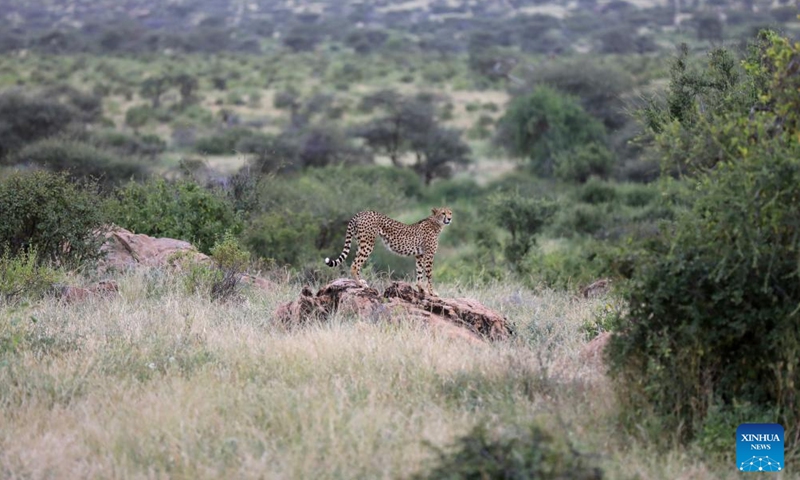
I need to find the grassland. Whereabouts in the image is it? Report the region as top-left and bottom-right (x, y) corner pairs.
(0, 271), (735, 479)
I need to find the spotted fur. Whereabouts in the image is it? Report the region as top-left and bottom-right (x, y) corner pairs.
(324, 207), (453, 296)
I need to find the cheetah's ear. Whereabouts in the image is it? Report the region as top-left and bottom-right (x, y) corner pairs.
(431, 207), (439, 215)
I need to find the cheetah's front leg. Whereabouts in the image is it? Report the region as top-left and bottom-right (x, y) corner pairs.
(415, 253), (439, 297)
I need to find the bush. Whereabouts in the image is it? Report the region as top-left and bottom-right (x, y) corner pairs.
(550, 204), (610, 237)
(9, 138), (149, 185)
(245, 166), (409, 268)
(107, 179), (243, 254)
(0, 90), (76, 159)
(0, 248), (64, 303)
(496, 86), (606, 176)
(423, 177), (480, 204)
(209, 232), (251, 301)
(0, 171), (106, 267)
(610, 32), (800, 455)
(92, 131), (166, 157)
(608, 145), (800, 450)
(243, 212), (319, 266)
(347, 165), (423, 199)
(577, 178), (618, 204)
(44, 84), (103, 123)
(413, 423), (603, 480)
(619, 183), (658, 207)
(124, 104), (157, 129)
(237, 132), (298, 173)
(194, 127), (255, 155)
(523, 240), (612, 289)
(487, 191), (558, 267)
(554, 143), (616, 183)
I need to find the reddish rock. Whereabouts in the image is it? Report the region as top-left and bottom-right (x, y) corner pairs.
(98, 226), (209, 272)
(96, 226), (276, 293)
(579, 331), (612, 370)
(239, 274), (278, 292)
(58, 280), (119, 303)
(275, 279), (512, 342)
(580, 278), (612, 298)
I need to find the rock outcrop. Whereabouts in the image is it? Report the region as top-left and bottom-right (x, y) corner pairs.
(57, 280), (119, 303)
(580, 278), (612, 298)
(98, 226), (209, 272)
(578, 331), (612, 371)
(275, 279), (513, 343)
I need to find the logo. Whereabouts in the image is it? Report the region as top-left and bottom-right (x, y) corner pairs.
(737, 423), (784, 472)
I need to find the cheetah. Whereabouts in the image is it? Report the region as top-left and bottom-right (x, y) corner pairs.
(324, 208), (453, 296)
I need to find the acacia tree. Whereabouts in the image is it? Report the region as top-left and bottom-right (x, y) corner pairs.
(352, 89), (470, 184)
(410, 127), (470, 185)
(172, 73), (199, 108)
(140, 76), (168, 109)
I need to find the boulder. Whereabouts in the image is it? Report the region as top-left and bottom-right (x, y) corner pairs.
(580, 278), (612, 298)
(57, 280), (119, 303)
(578, 331), (612, 371)
(275, 279), (513, 342)
(94, 226), (277, 292)
(98, 226), (209, 272)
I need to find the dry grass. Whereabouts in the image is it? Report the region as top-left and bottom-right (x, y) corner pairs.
(0, 271), (729, 479)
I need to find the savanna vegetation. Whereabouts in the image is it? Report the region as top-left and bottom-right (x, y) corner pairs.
(1, 0), (799, 477)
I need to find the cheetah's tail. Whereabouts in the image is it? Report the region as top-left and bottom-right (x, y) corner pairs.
(324, 217), (356, 267)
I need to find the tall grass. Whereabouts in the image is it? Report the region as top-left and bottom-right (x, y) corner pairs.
(0, 271), (729, 479)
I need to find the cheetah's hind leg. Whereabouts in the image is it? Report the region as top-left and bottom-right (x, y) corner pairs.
(350, 241), (374, 289)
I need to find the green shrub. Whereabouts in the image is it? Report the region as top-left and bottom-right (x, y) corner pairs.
(554, 143), (616, 183)
(467, 114), (494, 140)
(550, 204), (610, 237)
(608, 146), (800, 449)
(177, 105), (214, 126)
(581, 301), (624, 340)
(413, 423), (603, 480)
(577, 178), (618, 204)
(0, 90), (76, 159)
(9, 138), (148, 185)
(210, 231), (250, 272)
(236, 132), (298, 173)
(239, 127), (367, 174)
(610, 32), (800, 455)
(324, 165), (422, 201)
(243, 212), (319, 266)
(107, 179), (242, 254)
(194, 127), (255, 155)
(0, 248), (64, 303)
(209, 232), (251, 301)
(618, 183), (658, 207)
(487, 191), (557, 267)
(44, 84), (103, 122)
(496, 86), (606, 176)
(124, 104), (156, 129)
(527, 58), (634, 130)
(423, 177), (480, 204)
(246, 166), (409, 268)
(93, 131), (166, 157)
(0, 171), (106, 267)
(522, 239), (611, 289)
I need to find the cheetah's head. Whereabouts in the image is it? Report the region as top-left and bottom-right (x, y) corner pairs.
(432, 207), (452, 226)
